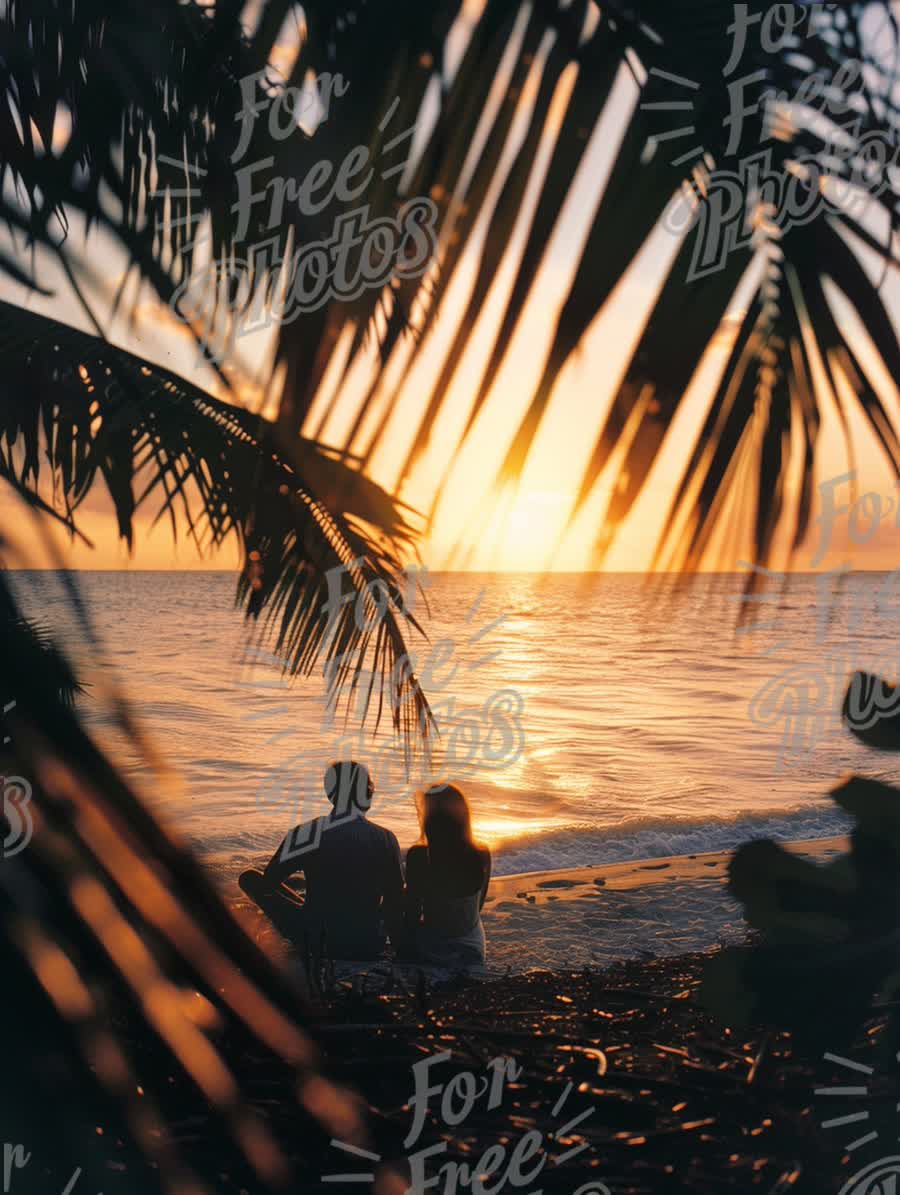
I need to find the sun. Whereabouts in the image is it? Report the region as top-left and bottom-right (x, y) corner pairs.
(427, 479), (581, 571)
(494, 488), (570, 571)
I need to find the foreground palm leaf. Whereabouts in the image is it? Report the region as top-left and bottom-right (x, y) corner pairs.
(253, 0), (900, 579)
(0, 575), (369, 1194)
(8, 1), (894, 575)
(0, 301), (434, 755)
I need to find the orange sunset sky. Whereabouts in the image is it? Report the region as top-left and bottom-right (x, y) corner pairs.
(3, 2), (899, 574)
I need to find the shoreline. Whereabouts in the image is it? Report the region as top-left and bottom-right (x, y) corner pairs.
(236, 834), (850, 973)
(488, 832), (849, 894)
(480, 834), (849, 971)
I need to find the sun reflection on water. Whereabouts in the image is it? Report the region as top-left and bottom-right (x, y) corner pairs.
(472, 814), (568, 848)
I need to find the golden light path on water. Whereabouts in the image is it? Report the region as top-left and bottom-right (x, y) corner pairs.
(472, 815), (571, 850)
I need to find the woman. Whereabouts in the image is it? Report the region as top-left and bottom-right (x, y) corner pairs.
(405, 783), (492, 966)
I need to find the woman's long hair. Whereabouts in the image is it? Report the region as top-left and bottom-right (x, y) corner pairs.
(415, 783), (482, 865)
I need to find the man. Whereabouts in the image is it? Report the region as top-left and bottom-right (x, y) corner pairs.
(239, 760), (404, 960)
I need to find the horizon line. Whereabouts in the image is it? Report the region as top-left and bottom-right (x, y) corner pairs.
(6, 566), (898, 576)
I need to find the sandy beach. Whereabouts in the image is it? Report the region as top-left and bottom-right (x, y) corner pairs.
(235, 835), (851, 973)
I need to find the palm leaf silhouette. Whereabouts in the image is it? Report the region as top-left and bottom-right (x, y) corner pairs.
(254, 1), (900, 581)
(0, 567), (367, 1193)
(0, 301), (435, 754)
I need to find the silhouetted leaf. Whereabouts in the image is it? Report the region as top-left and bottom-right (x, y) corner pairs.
(0, 301), (434, 755)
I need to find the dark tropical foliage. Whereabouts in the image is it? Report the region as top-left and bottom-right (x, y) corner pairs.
(4, 0), (897, 571)
(0, 560), (373, 1193)
(0, 301), (433, 747)
(703, 672), (900, 1051)
(268, 1), (899, 576)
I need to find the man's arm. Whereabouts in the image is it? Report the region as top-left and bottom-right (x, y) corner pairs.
(261, 819), (319, 888)
(262, 834), (295, 885)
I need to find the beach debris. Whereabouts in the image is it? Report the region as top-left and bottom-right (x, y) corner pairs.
(292, 951), (863, 1194)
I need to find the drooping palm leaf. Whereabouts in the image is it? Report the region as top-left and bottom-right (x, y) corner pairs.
(648, 213), (900, 583)
(384, 23), (583, 488)
(306, 0), (539, 452)
(256, 0), (900, 580)
(0, 301), (435, 756)
(570, 220), (755, 558)
(338, 4), (556, 461)
(270, 0), (469, 433)
(451, 27), (621, 458)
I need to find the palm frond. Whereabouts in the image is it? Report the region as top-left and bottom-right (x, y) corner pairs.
(258, 0), (900, 577)
(0, 575), (364, 1193)
(0, 301), (435, 757)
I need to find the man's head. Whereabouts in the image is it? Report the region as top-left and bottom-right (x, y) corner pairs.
(324, 760), (374, 819)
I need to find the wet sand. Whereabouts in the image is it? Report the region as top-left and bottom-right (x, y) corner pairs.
(480, 835), (848, 970)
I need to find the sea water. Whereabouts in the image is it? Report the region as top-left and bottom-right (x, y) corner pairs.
(11, 569), (896, 890)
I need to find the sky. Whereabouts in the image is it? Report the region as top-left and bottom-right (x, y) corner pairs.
(3, 0), (899, 575)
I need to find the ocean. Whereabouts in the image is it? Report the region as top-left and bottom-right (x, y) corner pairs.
(10, 569), (898, 889)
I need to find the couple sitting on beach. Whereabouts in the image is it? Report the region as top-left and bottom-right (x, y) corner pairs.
(239, 762), (492, 966)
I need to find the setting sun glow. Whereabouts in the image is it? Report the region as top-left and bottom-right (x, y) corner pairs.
(476, 488), (571, 571)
